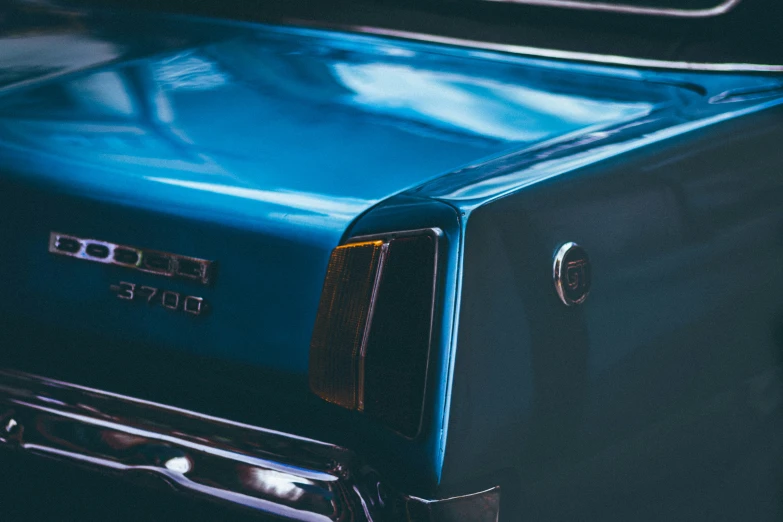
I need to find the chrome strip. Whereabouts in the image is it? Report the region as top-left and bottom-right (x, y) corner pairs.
(0, 369), (499, 521)
(481, 0), (741, 18)
(356, 241), (389, 412)
(407, 488), (501, 522)
(310, 24), (783, 72)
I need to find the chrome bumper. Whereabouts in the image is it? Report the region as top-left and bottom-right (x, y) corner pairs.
(0, 370), (499, 521)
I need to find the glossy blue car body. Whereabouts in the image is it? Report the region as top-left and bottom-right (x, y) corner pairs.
(1, 4), (782, 520)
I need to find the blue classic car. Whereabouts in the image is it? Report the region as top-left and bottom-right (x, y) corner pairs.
(1, 0), (782, 520)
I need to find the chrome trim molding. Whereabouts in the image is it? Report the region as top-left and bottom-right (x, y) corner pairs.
(0, 369), (499, 521)
(49, 232), (215, 285)
(329, 25), (783, 72)
(407, 488), (501, 522)
(357, 240), (389, 412)
(481, 0), (741, 18)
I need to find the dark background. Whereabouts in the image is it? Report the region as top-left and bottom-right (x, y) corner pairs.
(53, 0), (783, 67)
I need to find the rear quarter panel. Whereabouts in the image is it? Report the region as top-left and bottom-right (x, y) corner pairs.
(441, 103), (783, 521)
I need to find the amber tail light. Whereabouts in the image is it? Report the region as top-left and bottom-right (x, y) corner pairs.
(309, 230), (438, 437)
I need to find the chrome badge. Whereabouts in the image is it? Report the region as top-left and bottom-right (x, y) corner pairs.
(109, 281), (207, 316)
(553, 242), (591, 306)
(49, 232), (215, 286)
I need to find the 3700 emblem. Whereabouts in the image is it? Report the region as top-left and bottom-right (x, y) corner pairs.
(110, 282), (208, 316)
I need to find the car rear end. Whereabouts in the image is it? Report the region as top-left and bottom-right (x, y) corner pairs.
(1, 1), (783, 521)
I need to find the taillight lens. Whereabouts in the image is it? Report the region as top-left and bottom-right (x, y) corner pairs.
(309, 230), (438, 437)
(309, 240), (385, 410)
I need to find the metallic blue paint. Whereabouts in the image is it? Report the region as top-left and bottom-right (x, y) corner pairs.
(2, 4), (783, 511)
(0, 9), (710, 374)
(439, 104), (783, 520)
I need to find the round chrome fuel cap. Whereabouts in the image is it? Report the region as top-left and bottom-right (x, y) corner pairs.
(553, 242), (591, 306)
